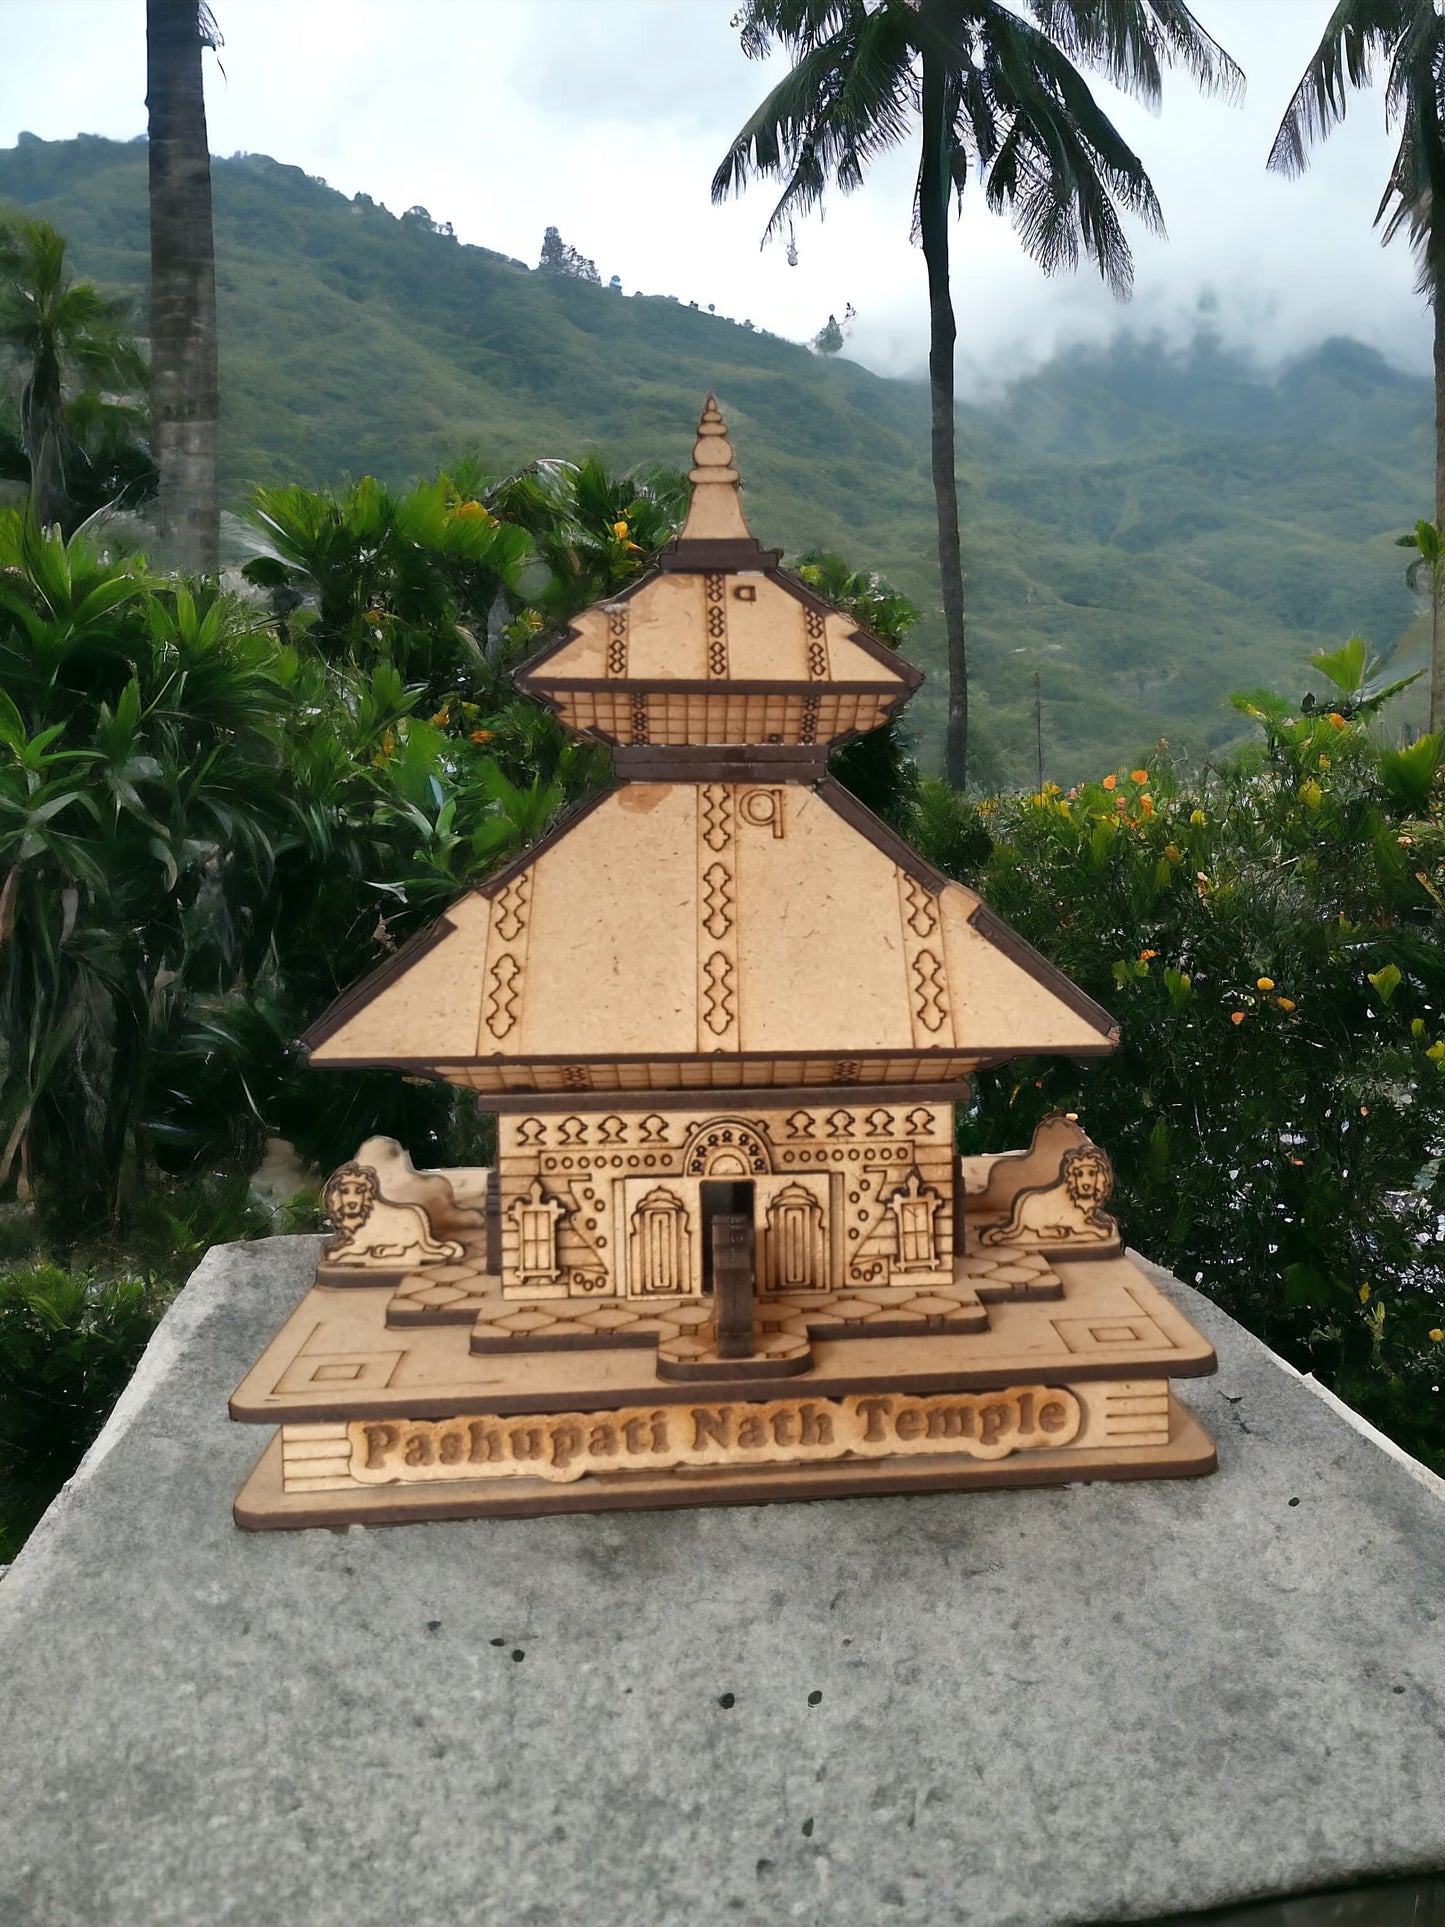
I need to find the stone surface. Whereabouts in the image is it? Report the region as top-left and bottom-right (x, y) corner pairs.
(3, 1237), (1445, 1927)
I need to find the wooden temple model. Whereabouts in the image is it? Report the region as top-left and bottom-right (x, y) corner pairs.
(231, 396), (1217, 1526)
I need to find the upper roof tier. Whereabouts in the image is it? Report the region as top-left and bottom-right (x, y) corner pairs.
(515, 396), (921, 756)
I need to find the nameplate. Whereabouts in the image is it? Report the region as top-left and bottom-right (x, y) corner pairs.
(344, 1387), (1082, 1486)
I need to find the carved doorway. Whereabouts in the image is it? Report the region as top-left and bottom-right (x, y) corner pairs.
(700, 1180), (754, 1295)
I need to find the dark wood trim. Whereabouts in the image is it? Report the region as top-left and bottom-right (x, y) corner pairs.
(655, 537), (782, 570)
(613, 746), (830, 782)
(814, 774), (952, 894)
(299, 916), (457, 1055)
(517, 677), (909, 697)
(965, 904), (1120, 1045)
(473, 781), (620, 901)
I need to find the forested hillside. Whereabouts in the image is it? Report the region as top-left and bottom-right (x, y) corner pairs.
(0, 132), (1432, 781)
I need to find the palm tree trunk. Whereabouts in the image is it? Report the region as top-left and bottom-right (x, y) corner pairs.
(21, 341), (71, 534)
(919, 34), (968, 790)
(146, 0), (219, 576)
(1434, 266), (1445, 734)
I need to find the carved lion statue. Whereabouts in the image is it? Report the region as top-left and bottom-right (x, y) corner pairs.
(323, 1163), (465, 1268)
(978, 1147), (1116, 1248)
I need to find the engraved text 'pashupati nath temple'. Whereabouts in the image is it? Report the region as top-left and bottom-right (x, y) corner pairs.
(230, 397), (1217, 1527)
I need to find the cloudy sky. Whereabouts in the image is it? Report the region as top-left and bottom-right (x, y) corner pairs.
(0, 0), (1427, 390)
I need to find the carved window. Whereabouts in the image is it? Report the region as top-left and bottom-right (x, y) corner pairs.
(629, 1188), (693, 1296)
(888, 1169), (942, 1273)
(764, 1182), (826, 1292)
(508, 1177), (565, 1288)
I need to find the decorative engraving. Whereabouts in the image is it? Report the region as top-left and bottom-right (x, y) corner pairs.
(322, 1164), (464, 1269)
(605, 605), (628, 678)
(763, 1182), (827, 1292)
(733, 583), (757, 602)
(799, 696), (820, 745)
(826, 1109), (853, 1138)
(557, 1115), (588, 1144)
(562, 1065), (592, 1090)
(886, 1168), (943, 1273)
(864, 1107), (894, 1137)
(895, 868), (954, 1048)
(685, 1120), (771, 1176)
(804, 609), (829, 681)
(904, 1106), (934, 1137)
(493, 875), (530, 945)
(702, 951), (737, 1036)
(807, 643), (828, 679)
(630, 692), (650, 744)
(638, 1113), (670, 1143)
(738, 787), (784, 836)
(900, 876), (937, 939)
(629, 1186), (694, 1295)
(508, 1176), (566, 1287)
(484, 953), (523, 1038)
(702, 861), (735, 939)
(704, 573), (729, 678)
(910, 950), (949, 1034)
(784, 1110), (816, 1138)
(598, 1115), (627, 1143)
(701, 784), (732, 852)
(345, 1386), (1084, 1486)
(516, 1117), (546, 1146)
(979, 1147), (1117, 1249)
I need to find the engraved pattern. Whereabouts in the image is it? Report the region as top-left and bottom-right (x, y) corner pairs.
(630, 693), (650, 744)
(484, 954), (522, 1037)
(702, 861), (735, 939)
(517, 1117), (546, 1146)
(605, 606), (628, 678)
(833, 1062), (862, 1085)
(895, 867), (955, 1049)
(901, 876), (938, 939)
(799, 696), (820, 745)
(701, 785), (732, 852)
(598, 1115), (627, 1143)
(702, 951), (737, 1036)
(704, 573), (729, 679)
(911, 950), (949, 1033)
(562, 1065), (592, 1090)
(493, 875), (530, 943)
(865, 1107), (895, 1137)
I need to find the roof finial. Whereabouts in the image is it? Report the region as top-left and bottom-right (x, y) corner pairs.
(678, 393), (752, 543)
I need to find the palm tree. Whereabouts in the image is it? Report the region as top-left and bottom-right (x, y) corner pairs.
(146, 0), (221, 575)
(714, 0), (1241, 788)
(1268, 4), (1445, 733)
(0, 218), (147, 535)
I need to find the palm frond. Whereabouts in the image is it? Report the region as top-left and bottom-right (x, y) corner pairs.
(1267, 0), (1408, 177)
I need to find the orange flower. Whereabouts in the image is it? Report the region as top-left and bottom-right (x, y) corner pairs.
(1131, 769), (1150, 785)
(1102, 774), (1117, 791)
(1328, 712), (1347, 729)
(470, 728), (493, 744)
(1140, 793), (1155, 816)
(1276, 996), (1296, 1012)
(1256, 977), (1275, 992)
(1139, 949), (1157, 962)
(1430, 1329), (1444, 1343)
(430, 706), (451, 727)
(1231, 1011), (1245, 1026)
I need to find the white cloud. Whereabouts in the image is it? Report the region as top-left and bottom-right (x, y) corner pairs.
(0, 0), (1431, 386)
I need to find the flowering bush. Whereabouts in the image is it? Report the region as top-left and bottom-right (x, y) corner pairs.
(918, 642), (1445, 1469)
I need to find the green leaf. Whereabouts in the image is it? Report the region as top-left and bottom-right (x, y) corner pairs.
(1308, 636), (1368, 695)
(1367, 963), (1402, 1003)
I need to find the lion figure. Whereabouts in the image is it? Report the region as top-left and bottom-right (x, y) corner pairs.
(978, 1146), (1116, 1248)
(323, 1163), (465, 1268)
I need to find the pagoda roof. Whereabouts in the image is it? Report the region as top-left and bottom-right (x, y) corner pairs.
(303, 777), (1117, 1102)
(514, 397), (920, 754)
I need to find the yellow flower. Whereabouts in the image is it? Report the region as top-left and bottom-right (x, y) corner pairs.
(1131, 769), (1150, 785)
(1043, 781), (1061, 797)
(612, 519), (630, 540)
(1190, 808), (1206, 828)
(430, 706), (451, 727)
(1140, 793), (1155, 816)
(1299, 778), (1322, 810)
(1164, 843), (1183, 863)
(1256, 977), (1275, 992)
(1429, 1040), (1445, 1064)
(1231, 1011), (1245, 1026)
(1430, 1329), (1444, 1344)
(1277, 997), (1296, 1012)
(452, 500), (492, 523)
(1319, 754), (1331, 770)
(1102, 774), (1117, 791)
(1359, 1283), (1371, 1303)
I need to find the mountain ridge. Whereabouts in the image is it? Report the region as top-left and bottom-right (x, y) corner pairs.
(0, 132), (1431, 781)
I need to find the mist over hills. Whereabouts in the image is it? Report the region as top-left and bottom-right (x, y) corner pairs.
(0, 132), (1431, 783)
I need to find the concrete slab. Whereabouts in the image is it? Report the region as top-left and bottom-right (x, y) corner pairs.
(2, 1236), (1444, 1927)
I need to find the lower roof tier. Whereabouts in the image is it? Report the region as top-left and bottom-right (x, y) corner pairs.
(303, 776), (1117, 1090)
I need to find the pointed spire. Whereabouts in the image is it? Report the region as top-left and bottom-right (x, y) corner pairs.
(677, 393), (752, 544)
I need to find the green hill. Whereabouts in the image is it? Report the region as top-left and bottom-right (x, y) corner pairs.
(0, 132), (1432, 782)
